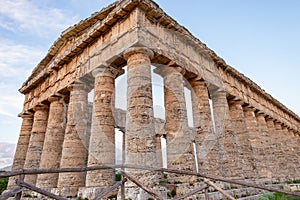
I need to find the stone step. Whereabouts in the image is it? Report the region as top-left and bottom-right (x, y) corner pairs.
(237, 194), (262, 200)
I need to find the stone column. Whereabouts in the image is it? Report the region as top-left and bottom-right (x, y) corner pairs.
(36, 95), (66, 190)
(292, 131), (300, 179)
(228, 100), (255, 179)
(243, 106), (266, 178)
(255, 112), (271, 180)
(23, 104), (49, 186)
(273, 121), (286, 181)
(85, 66), (119, 193)
(156, 65), (196, 182)
(189, 78), (214, 174)
(8, 111), (34, 189)
(123, 47), (160, 199)
(57, 82), (91, 197)
(281, 125), (296, 180)
(211, 91), (241, 178)
(265, 117), (279, 180)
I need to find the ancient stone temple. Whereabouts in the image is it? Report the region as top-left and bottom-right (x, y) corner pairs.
(9, 0), (300, 199)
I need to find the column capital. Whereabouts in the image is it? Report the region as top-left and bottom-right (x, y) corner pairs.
(18, 111), (34, 118)
(92, 65), (122, 78)
(255, 111), (266, 117)
(265, 115), (274, 121)
(243, 105), (256, 112)
(48, 94), (64, 103)
(67, 81), (93, 92)
(189, 77), (206, 87)
(154, 65), (185, 78)
(228, 98), (244, 106)
(33, 104), (49, 112)
(210, 89), (227, 99)
(123, 47), (154, 61)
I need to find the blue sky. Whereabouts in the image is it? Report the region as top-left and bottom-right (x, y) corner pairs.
(0, 0), (299, 144)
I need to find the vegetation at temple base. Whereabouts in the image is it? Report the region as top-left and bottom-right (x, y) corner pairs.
(287, 180), (300, 184)
(257, 192), (300, 200)
(0, 171), (8, 194)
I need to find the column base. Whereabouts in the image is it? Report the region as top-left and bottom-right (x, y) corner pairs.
(117, 185), (167, 200)
(78, 186), (118, 200)
(52, 187), (79, 198)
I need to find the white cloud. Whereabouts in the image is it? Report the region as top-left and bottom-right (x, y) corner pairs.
(0, 39), (44, 79)
(0, 39), (42, 118)
(0, 82), (24, 117)
(0, 0), (78, 37)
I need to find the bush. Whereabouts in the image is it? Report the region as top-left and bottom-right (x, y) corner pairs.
(257, 192), (300, 200)
(0, 171), (8, 195)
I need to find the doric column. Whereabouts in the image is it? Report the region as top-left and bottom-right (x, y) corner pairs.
(123, 47), (160, 192)
(228, 100), (255, 179)
(189, 78), (214, 174)
(23, 104), (49, 186)
(57, 82), (91, 197)
(36, 95), (66, 189)
(156, 65), (195, 182)
(281, 125), (296, 180)
(255, 112), (270, 179)
(292, 131), (300, 179)
(8, 111), (34, 189)
(265, 117), (280, 179)
(243, 106), (268, 178)
(85, 66), (120, 190)
(273, 121), (286, 181)
(211, 91), (241, 178)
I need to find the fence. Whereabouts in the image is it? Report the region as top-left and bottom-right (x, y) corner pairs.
(1, 164), (300, 200)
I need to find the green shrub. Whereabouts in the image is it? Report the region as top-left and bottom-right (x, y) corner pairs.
(115, 173), (122, 181)
(287, 180), (300, 184)
(0, 171), (8, 195)
(257, 192), (300, 200)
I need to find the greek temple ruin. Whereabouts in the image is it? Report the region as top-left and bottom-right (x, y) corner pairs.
(7, 0), (300, 199)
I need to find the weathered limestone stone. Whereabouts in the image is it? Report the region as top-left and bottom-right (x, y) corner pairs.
(228, 100), (255, 179)
(23, 104), (49, 186)
(265, 117), (280, 179)
(36, 95), (66, 190)
(273, 121), (287, 181)
(123, 47), (161, 198)
(255, 112), (270, 179)
(156, 65), (196, 182)
(281, 125), (296, 180)
(9, 0), (300, 196)
(8, 111), (34, 189)
(211, 91), (242, 178)
(85, 66), (120, 193)
(243, 106), (266, 178)
(292, 132), (300, 179)
(57, 82), (91, 197)
(189, 79), (214, 174)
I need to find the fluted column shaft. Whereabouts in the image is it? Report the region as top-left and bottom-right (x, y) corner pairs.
(23, 105), (49, 186)
(8, 112), (34, 189)
(256, 113), (271, 179)
(293, 132), (300, 179)
(243, 106), (268, 178)
(156, 65), (195, 179)
(124, 47), (160, 188)
(36, 95), (66, 189)
(265, 118), (280, 179)
(273, 121), (287, 180)
(281, 125), (296, 180)
(86, 66), (119, 188)
(190, 79), (213, 174)
(211, 91), (241, 178)
(58, 82), (90, 196)
(228, 100), (255, 178)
